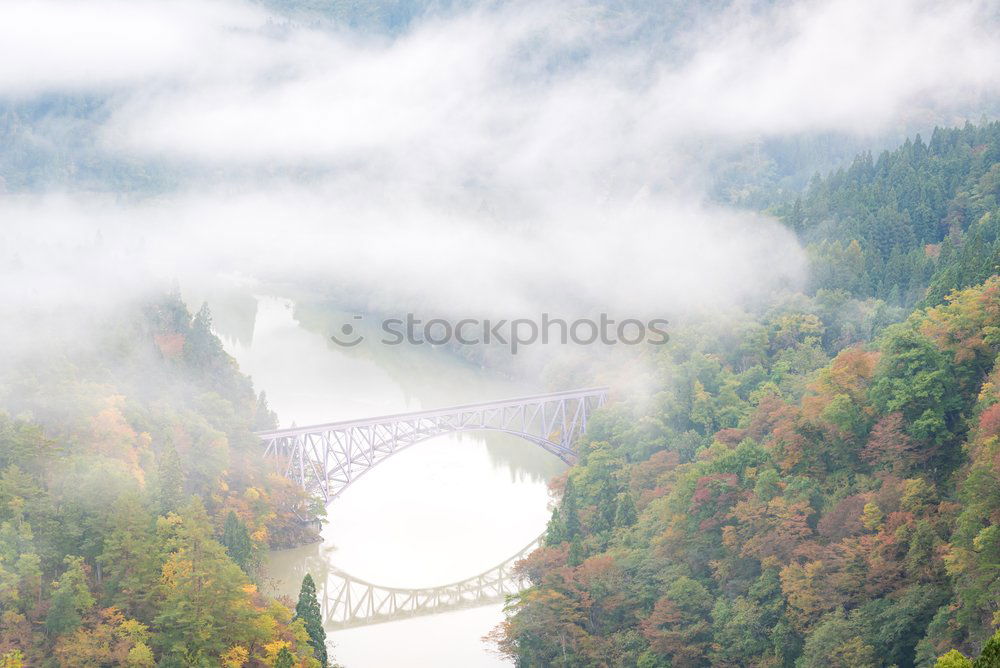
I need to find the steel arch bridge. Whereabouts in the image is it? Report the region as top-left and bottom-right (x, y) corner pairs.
(256, 387), (608, 501)
(316, 535), (542, 629)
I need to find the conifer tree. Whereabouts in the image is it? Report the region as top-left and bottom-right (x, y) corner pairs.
(295, 574), (328, 667)
(614, 492), (637, 528)
(221, 511), (255, 575)
(568, 534), (584, 567)
(594, 482), (617, 533)
(562, 477), (581, 540)
(544, 506), (565, 545)
(186, 303), (221, 369)
(157, 443), (184, 515)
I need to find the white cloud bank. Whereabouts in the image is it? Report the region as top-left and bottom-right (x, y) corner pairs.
(1, 0), (998, 317)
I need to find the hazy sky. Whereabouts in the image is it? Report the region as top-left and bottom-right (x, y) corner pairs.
(1, 0), (998, 318)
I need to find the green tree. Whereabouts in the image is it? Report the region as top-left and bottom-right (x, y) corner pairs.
(295, 573), (328, 667)
(869, 324), (963, 452)
(567, 535), (583, 567)
(153, 500), (254, 664)
(221, 511), (255, 575)
(157, 443), (184, 515)
(593, 482), (617, 533)
(614, 491), (637, 528)
(797, 609), (877, 668)
(185, 303), (225, 371)
(0, 416), (57, 475)
(98, 494), (161, 619)
(253, 392), (278, 431)
(0, 514), (41, 612)
(545, 506), (565, 545)
(274, 646), (295, 668)
(974, 630), (1000, 667)
(45, 556), (95, 636)
(562, 477), (581, 540)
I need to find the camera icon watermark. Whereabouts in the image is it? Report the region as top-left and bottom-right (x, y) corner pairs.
(331, 313), (669, 354)
(330, 315), (366, 347)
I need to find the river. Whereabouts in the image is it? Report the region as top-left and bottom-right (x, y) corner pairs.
(219, 295), (565, 667)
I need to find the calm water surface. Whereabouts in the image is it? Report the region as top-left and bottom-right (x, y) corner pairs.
(220, 296), (563, 667)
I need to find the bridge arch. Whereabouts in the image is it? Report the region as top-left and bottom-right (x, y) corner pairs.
(314, 534), (543, 629)
(257, 387), (608, 502)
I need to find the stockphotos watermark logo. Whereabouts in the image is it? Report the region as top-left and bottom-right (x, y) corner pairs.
(331, 314), (669, 354)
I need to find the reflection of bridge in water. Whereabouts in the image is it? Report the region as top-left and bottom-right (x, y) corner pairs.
(257, 389), (608, 628)
(315, 535), (542, 629)
(257, 388), (609, 501)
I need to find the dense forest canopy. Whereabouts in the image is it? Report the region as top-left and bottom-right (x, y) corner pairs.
(1, 0), (1000, 665)
(0, 294), (330, 666)
(3, 123), (999, 668)
(779, 122), (1000, 307)
(492, 125), (1000, 667)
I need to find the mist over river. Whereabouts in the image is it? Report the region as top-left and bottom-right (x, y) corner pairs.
(218, 295), (565, 666)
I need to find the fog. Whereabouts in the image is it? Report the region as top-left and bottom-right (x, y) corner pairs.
(2, 0), (999, 333)
(5, 5), (1000, 667)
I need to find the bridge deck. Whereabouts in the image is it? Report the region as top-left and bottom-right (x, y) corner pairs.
(257, 386), (610, 500)
(255, 386), (610, 439)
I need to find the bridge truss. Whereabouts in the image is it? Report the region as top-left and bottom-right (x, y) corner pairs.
(257, 387), (609, 501)
(318, 535), (542, 629)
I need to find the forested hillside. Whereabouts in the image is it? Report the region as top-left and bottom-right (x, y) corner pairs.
(2, 115), (997, 667)
(2, 0), (998, 664)
(0, 294), (329, 666)
(494, 125), (1000, 667)
(785, 122), (1000, 307)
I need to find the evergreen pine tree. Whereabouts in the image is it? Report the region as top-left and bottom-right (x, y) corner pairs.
(186, 303), (219, 369)
(544, 506), (565, 545)
(158, 443), (184, 515)
(614, 492), (637, 528)
(295, 574), (328, 667)
(253, 391), (278, 431)
(789, 197), (805, 235)
(221, 511), (255, 575)
(99, 494), (160, 619)
(568, 534), (584, 567)
(562, 477), (581, 540)
(594, 482), (617, 533)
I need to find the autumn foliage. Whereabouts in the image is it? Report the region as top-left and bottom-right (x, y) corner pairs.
(494, 278), (1000, 667)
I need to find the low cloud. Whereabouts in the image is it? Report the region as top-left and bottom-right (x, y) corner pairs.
(0, 187), (804, 319)
(95, 0), (1000, 179)
(0, 0), (997, 325)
